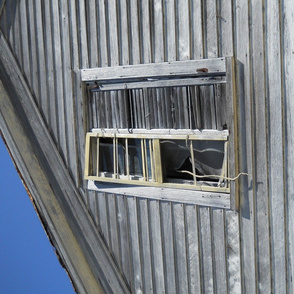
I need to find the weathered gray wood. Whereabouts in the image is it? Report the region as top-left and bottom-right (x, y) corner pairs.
(266, 0), (286, 293)
(93, 76), (226, 91)
(164, 0), (176, 61)
(283, 0), (294, 292)
(117, 0), (129, 65)
(149, 200), (165, 292)
(173, 203), (189, 293)
(199, 207), (214, 293)
(129, 0), (140, 64)
(34, 0), (48, 124)
(51, 0), (68, 166)
(126, 196), (143, 293)
(97, 192), (110, 245)
(82, 58), (226, 81)
(177, 0), (190, 60)
(225, 211), (241, 293)
(116, 195), (131, 284)
(88, 181), (230, 209)
(138, 199), (153, 293)
(161, 201), (176, 294)
(27, 0), (39, 106)
(234, 0), (257, 292)
(191, 0), (203, 60)
(152, 0), (164, 62)
(251, 1), (271, 292)
(186, 204), (202, 294)
(108, 194), (121, 270)
(60, 0), (79, 185)
(211, 208), (227, 293)
(87, 0), (98, 67)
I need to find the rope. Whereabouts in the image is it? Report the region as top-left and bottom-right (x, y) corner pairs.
(176, 170), (249, 181)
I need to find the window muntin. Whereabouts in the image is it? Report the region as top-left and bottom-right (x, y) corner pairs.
(85, 129), (229, 193)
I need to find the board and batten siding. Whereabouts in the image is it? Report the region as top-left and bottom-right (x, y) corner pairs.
(0, 0), (292, 293)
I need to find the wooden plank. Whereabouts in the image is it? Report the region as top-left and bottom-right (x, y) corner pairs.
(27, 0), (39, 105)
(163, 0), (176, 61)
(12, 2), (22, 77)
(251, 0), (271, 292)
(34, 0), (48, 124)
(108, 194), (121, 269)
(185, 204), (202, 294)
(266, 0), (286, 292)
(51, 0), (67, 165)
(81, 58), (226, 81)
(116, 195), (131, 283)
(88, 181), (230, 209)
(160, 202), (176, 294)
(126, 196), (143, 293)
(139, 0), (152, 64)
(177, 0), (190, 60)
(149, 200), (165, 292)
(129, 0), (140, 64)
(87, 0), (99, 67)
(199, 207), (214, 293)
(97, 0), (108, 67)
(211, 208), (227, 292)
(205, 0), (218, 58)
(152, 0), (164, 62)
(117, 0), (129, 65)
(138, 199), (153, 293)
(69, 0), (89, 187)
(97, 192), (110, 246)
(87, 190), (98, 226)
(43, 0), (58, 143)
(225, 211), (242, 293)
(283, 0), (294, 292)
(93, 76), (226, 91)
(191, 0), (203, 59)
(234, 0), (257, 291)
(19, 0), (30, 91)
(173, 203), (189, 293)
(60, 0), (78, 185)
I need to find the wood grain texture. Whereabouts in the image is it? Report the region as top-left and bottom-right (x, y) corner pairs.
(1, 0), (293, 293)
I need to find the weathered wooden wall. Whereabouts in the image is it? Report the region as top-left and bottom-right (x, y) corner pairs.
(0, 0), (293, 293)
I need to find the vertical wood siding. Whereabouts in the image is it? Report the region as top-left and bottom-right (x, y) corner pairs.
(0, 0), (292, 293)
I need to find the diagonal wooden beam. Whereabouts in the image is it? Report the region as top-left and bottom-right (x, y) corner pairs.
(0, 30), (130, 294)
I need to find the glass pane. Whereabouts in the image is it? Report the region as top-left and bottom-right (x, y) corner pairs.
(89, 137), (98, 176)
(192, 140), (225, 179)
(160, 139), (193, 182)
(145, 139), (153, 180)
(128, 139), (143, 178)
(117, 139), (126, 175)
(99, 138), (114, 174)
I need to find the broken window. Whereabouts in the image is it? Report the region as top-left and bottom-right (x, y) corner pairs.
(82, 57), (238, 209)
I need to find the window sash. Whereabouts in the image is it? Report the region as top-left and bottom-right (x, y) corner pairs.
(85, 129), (229, 193)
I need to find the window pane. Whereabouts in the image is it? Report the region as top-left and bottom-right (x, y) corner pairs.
(89, 137), (98, 176)
(192, 140), (225, 179)
(99, 138), (114, 175)
(128, 139), (143, 178)
(117, 139), (126, 175)
(160, 140), (193, 182)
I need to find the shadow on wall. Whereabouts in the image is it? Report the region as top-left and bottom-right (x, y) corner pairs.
(237, 60), (252, 220)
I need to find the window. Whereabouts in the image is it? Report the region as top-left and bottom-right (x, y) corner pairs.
(85, 129), (229, 193)
(82, 57), (238, 209)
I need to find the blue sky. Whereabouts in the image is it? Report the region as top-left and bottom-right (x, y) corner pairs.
(0, 138), (75, 294)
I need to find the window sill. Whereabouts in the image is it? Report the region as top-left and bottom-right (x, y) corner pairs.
(87, 180), (230, 209)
